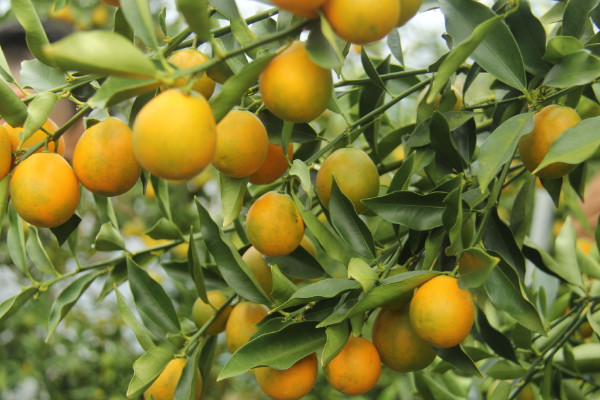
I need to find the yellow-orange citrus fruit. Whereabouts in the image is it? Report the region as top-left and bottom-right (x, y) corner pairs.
(132, 89), (216, 180)
(5, 119), (65, 157)
(259, 41), (332, 123)
(518, 104), (581, 179)
(397, 0), (423, 26)
(168, 49), (216, 99)
(270, 0), (328, 18)
(322, 0), (400, 44)
(372, 307), (436, 371)
(409, 276), (475, 348)
(72, 117), (141, 197)
(143, 358), (202, 400)
(246, 192), (304, 257)
(249, 142), (293, 185)
(315, 148), (379, 214)
(192, 290), (232, 335)
(212, 110), (269, 178)
(242, 246), (273, 295)
(0, 125), (10, 179)
(99, 0), (120, 6)
(225, 301), (269, 354)
(254, 353), (318, 400)
(324, 336), (381, 395)
(10, 153), (80, 228)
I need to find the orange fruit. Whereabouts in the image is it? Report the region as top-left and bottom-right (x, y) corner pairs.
(72, 117), (141, 197)
(372, 307), (436, 371)
(322, 0), (400, 44)
(242, 246), (273, 295)
(518, 104), (581, 179)
(0, 125), (11, 179)
(409, 276), (475, 348)
(132, 89), (216, 180)
(254, 353), (318, 400)
(9, 153), (80, 228)
(192, 290), (232, 335)
(246, 192), (304, 257)
(168, 49), (216, 99)
(259, 41), (332, 123)
(315, 148), (379, 214)
(99, 0), (120, 6)
(397, 0), (423, 26)
(143, 358), (202, 400)
(249, 142), (293, 185)
(270, 0), (328, 18)
(324, 335), (381, 395)
(5, 119), (65, 157)
(211, 110), (269, 178)
(225, 301), (269, 353)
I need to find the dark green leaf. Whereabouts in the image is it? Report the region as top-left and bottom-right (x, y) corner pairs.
(363, 191), (446, 230)
(321, 322), (349, 366)
(188, 232), (208, 303)
(476, 308), (517, 362)
(266, 245), (326, 280)
(7, 206), (28, 275)
(443, 186), (463, 257)
(50, 214), (81, 246)
(306, 20), (344, 70)
(0, 79), (28, 127)
(220, 174), (247, 228)
(126, 346), (173, 399)
(430, 111), (464, 172)
(95, 222), (127, 252)
(270, 264), (296, 304)
(388, 152), (415, 193)
(544, 50), (600, 87)
(115, 287), (155, 351)
(482, 208), (526, 276)
(273, 279), (361, 311)
(544, 36), (584, 63)
(437, 345), (483, 378)
(563, 0), (600, 39)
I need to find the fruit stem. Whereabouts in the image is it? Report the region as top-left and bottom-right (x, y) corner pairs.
(463, 94), (526, 111)
(183, 294), (237, 354)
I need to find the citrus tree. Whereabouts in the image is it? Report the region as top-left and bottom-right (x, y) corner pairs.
(1, 0), (600, 399)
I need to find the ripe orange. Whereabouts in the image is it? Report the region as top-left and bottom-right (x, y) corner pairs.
(518, 104), (581, 179)
(0, 125), (11, 179)
(246, 192), (305, 257)
(324, 336), (381, 395)
(315, 148), (380, 214)
(168, 49), (216, 99)
(259, 41), (332, 123)
(10, 153), (80, 228)
(270, 0), (328, 18)
(409, 276), (475, 348)
(99, 0), (120, 6)
(254, 353), (318, 400)
(72, 117), (141, 197)
(192, 290), (232, 335)
(397, 0), (423, 26)
(225, 301), (269, 354)
(248, 142), (293, 185)
(5, 119), (65, 157)
(372, 307), (436, 371)
(132, 89), (216, 180)
(211, 110), (269, 178)
(322, 0), (400, 44)
(242, 246), (273, 295)
(143, 358), (202, 400)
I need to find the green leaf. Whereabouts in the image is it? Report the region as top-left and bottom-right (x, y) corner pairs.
(363, 191), (446, 230)
(195, 198), (270, 304)
(188, 232), (208, 303)
(0, 79), (28, 127)
(430, 111), (464, 172)
(220, 174), (247, 228)
(93, 194), (120, 228)
(217, 321), (325, 380)
(115, 287), (155, 351)
(209, 0), (258, 58)
(209, 53), (275, 122)
(436, 345), (483, 378)
(553, 343), (600, 373)
(176, 0), (210, 42)
(266, 246), (326, 280)
(347, 258), (378, 294)
(20, 59), (66, 92)
(150, 175), (172, 220)
(270, 264), (296, 304)
(477, 113), (533, 192)
(273, 279), (361, 312)
(586, 308), (600, 338)
(127, 258), (181, 335)
(95, 222), (127, 252)
(484, 266), (545, 333)
(457, 247), (499, 289)
(487, 380), (511, 400)
(510, 175), (536, 246)
(544, 50), (600, 87)
(443, 186), (463, 257)
(486, 360), (527, 379)
(88, 75), (159, 109)
(145, 218), (184, 241)
(321, 322), (349, 366)
(329, 178), (376, 260)
(11, 0), (53, 66)
(126, 347), (173, 399)
(553, 218), (585, 288)
(43, 31), (158, 78)
(306, 19), (344, 70)
(535, 115), (600, 172)
(0, 286), (37, 326)
(21, 92), (59, 145)
(563, 0), (600, 39)
(26, 227), (58, 275)
(0, 176), (8, 225)
(361, 48), (387, 92)
(120, 0), (160, 51)
(544, 36), (584, 63)
(46, 270), (105, 341)
(50, 214), (81, 246)
(0, 44), (15, 83)
(482, 209), (526, 275)
(476, 308), (517, 362)
(288, 159), (311, 194)
(7, 206), (28, 275)
(440, 0), (526, 91)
